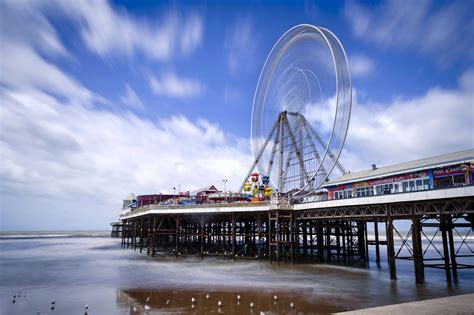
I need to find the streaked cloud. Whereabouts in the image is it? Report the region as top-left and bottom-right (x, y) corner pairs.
(350, 54), (375, 78)
(341, 69), (474, 172)
(0, 1), (102, 106)
(56, 0), (203, 61)
(0, 88), (251, 228)
(224, 16), (259, 75)
(149, 72), (205, 98)
(120, 84), (144, 110)
(344, 0), (474, 65)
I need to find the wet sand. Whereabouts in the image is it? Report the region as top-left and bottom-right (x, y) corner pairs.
(1, 233), (473, 314)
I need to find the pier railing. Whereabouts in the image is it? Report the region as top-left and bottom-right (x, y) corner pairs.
(120, 200), (269, 217)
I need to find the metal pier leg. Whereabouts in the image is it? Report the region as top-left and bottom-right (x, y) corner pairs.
(358, 220), (367, 262)
(317, 223), (324, 262)
(411, 216), (425, 284)
(374, 220), (381, 265)
(139, 218), (144, 253)
(302, 221), (308, 260)
(151, 217), (156, 257)
(290, 213), (295, 264)
(447, 215), (458, 280)
(364, 221), (369, 263)
(257, 214), (262, 260)
(175, 216), (180, 258)
(440, 215), (452, 283)
(200, 217), (205, 259)
(326, 225), (332, 262)
(386, 219), (397, 280)
(121, 221), (126, 247)
(232, 214), (236, 260)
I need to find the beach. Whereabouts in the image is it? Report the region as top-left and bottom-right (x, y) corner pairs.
(1, 231), (473, 314)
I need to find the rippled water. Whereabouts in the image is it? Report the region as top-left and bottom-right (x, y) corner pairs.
(0, 231), (473, 314)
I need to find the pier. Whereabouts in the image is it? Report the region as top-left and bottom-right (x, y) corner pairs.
(117, 184), (474, 284)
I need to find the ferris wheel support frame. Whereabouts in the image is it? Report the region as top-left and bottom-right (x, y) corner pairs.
(239, 110), (344, 195)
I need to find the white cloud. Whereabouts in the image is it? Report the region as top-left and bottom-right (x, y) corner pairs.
(0, 1), (103, 106)
(340, 69), (474, 172)
(149, 72), (205, 98)
(180, 14), (204, 55)
(26, 0), (204, 61)
(350, 54), (375, 78)
(120, 84), (144, 110)
(57, 1), (203, 61)
(344, 0), (474, 65)
(0, 88), (252, 227)
(224, 16), (259, 75)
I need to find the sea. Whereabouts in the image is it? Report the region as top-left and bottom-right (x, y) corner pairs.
(0, 230), (473, 314)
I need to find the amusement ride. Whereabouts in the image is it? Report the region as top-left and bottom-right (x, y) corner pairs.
(239, 24), (352, 202)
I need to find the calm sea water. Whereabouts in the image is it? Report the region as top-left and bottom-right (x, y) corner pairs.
(0, 231), (473, 314)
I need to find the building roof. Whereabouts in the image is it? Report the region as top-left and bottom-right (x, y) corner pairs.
(324, 149), (474, 187)
(190, 185), (219, 195)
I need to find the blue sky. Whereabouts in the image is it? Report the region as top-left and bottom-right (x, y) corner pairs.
(0, 0), (473, 230)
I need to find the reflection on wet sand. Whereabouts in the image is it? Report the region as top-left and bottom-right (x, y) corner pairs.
(117, 288), (349, 314)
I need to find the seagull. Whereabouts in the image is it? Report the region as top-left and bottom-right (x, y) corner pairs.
(290, 302), (295, 308)
(217, 301), (222, 307)
(12, 299), (15, 304)
(84, 305), (88, 310)
(146, 297), (150, 302)
(191, 297), (196, 303)
(260, 312), (266, 315)
(166, 299), (170, 305)
(132, 306), (137, 312)
(205, 294), (210, 299)
(250, 302), (254, 308)
(51, 300), (56, 305)
(273, 294), (278, 301)
(237, 294), (241, 300)
(144, 304), (150, 311)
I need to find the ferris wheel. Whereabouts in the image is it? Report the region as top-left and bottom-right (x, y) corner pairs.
(240, 24), (352, 200)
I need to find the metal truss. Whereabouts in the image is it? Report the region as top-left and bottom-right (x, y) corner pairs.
(295, 197), (474, 220)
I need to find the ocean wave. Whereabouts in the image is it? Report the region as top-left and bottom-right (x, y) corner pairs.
(0, 231), (110, 239)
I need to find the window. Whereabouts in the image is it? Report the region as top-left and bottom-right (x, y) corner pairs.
(416, 179), (423, 190)
(369, 186), (374, 196)
(423, 179), (430, 190)
(453, 174), (466, 186)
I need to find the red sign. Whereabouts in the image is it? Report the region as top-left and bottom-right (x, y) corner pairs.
(368, 171), (428, 186)
(433, 165), (466, 178)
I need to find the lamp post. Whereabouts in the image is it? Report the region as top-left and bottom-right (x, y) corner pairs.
(173, 187), (176, 204)
(223, 179), (228, 192)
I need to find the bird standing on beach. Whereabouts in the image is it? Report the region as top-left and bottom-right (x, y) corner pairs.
(273, 294), (278, 301)
(146, 297), (150, 302)
(290, 302), (295, 308)
(206, 293), (210, 299)
(250, 302), (254, 308)
(237, 294), (241, 300)
(144, 304), (150, 311)
(166, 299), (170, 305)
(217, 300), (222, 307)
(191, 297), (196, 303)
